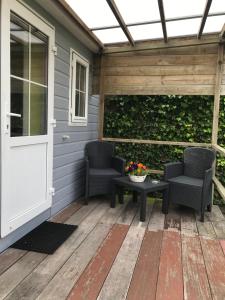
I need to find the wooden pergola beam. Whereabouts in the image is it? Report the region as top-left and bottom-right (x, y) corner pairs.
(158, 0), (167, 43)
(198, 0), (212, 39)
(106, 0), (135, 46)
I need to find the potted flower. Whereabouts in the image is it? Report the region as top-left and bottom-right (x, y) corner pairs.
(125, 162), (149, 183)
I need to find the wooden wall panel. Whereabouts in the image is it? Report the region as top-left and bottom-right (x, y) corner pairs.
(96, 41), (225, 96)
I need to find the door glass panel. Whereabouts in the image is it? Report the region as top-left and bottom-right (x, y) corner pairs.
(30, 84), (47, 135)
(31, 28), (48, 85)
(10, 15), (29, 79)
(11, 78), (29, 137)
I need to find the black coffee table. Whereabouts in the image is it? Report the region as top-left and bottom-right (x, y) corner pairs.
(111, 176), (169, 222)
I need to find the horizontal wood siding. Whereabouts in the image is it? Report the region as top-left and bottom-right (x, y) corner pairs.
(100, 42), (225, 95)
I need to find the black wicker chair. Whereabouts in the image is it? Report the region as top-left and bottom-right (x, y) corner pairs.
(164, 147), (216, 222)
(85, 141), (125, 204)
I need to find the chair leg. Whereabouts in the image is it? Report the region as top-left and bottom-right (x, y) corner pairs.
(200, 210), (205, 222)
(207, 203), (212, 212)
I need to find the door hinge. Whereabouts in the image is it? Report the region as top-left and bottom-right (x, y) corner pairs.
(49, 187), (55, 196)
(52, 46), (58, 56)
(50, 119), (57, 127)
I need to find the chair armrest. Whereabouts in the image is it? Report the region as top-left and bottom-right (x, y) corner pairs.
(164, 162), (183, 180)
(112, 156), (126, 175)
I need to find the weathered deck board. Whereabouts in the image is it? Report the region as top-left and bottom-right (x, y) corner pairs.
(68, 224), (129, 300)
(212, 221), (225, 239)
(201, 237), (225, 299)
(182, 235), (212, 300)
(117, 199), (138, 225)
(220, 240), (225, 256)
(5, 201), (107, 300)
(181, 207), (198, 236)
(127, 230), (163, 300)
(148, 200), (165, 231)
(97, 208), (148, 300)
(0, 251), (47, 299)
(196, 220), (217, 238)
(50, 201), (82, 223)
(36, 204), (127, 300)
(0, 248), (27, 276)
(164, 205), (181, 231)
(206, 205), (225, 222)
(156, 231), (183, 300)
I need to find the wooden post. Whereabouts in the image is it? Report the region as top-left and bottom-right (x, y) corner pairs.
(212, 43), (224, 144)
(211, 42), (224, 205)
(98, 55), (105, 140)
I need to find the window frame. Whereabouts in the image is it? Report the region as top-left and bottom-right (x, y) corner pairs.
(69, 49), (89, 126)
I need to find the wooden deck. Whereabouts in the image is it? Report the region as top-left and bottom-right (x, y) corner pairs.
(1, 197), (225, 300)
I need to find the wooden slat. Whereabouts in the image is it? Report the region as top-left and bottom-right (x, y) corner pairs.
(180, 207), (198, 236)
(212, 221), (225, 239)
(116, 199), (138, 225)
(156, 231), (183, 300)
(206, 205), (225, 222)
(50, 201), (82, 223)
(212, 43), (224, 144)
(97, 209), (148, 300)
(36, 203), (127, 300)
(164, 205), (181, 231)
(103, 137), (211, 148)
(148, 200), (165, 231)
(104, 64), (216, 76)
(220, 240), (225, 256)
(127, 230), (163, 300)
(0, 248), (26, 276)
(182, 235), (212, 300)
(213, 144), (225, 156)
(201, 237), (225, 299)
(104, 84), (215, 95)
(0, 252), (47, 299)
(213, 177), (225, 202)
(196, 220), (217, 238)
(67, 224), (129, 300)
(5, 201), (107, 300)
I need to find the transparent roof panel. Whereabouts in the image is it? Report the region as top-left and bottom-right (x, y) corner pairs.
(114, 0), (160, 24)
(93, 28), (128, 44)
(164, 0), (206, 19)
(167, 18), (201, 37)
(65, 0), (118, 28)
(129, 23), (163, 41)
(209, 0), (225, 13)
(204, 15), (225, 33)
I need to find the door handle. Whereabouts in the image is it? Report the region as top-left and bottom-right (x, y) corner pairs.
(7, 112), (21, 118)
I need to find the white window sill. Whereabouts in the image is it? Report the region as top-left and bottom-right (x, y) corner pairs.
(68, 120), (87, 127)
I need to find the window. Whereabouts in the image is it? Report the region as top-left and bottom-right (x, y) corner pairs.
(69, 50), (89, 126)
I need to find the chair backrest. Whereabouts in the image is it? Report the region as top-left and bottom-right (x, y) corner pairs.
(85, 141), (114, 168)
(183, 147), (216, 179)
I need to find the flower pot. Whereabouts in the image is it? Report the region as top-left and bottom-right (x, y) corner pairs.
(129, 175), (147, 183)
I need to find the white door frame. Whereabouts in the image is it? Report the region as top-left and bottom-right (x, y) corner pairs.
(1, 0), (55, 237)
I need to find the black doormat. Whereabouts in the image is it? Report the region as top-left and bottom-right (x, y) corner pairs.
(12, 221), (78, 254)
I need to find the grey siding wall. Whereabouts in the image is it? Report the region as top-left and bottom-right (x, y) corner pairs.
(0, 0), (99, 252)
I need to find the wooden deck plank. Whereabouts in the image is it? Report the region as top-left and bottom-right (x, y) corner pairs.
(156, 231), (183, 300)
(68, 224), (129, 300)
(196, 220), (216, 238)
(180, 207), (198, 236)
(0, 248), (27, 276)
(50, 201), (82, 223)
(201, 237), (225, 299)
(182, 235), (212, 300)
(212, 221), (225, 239)
(148, 200), (165, 231)
(0, 251), (47, 299)
(205, 205), (225, 222)
(5, 201), (107, 300)
(97, 211), (147, 300)
(127, 230), (163, 300)
(220, 240), (225, 256)
(117, 199), (138, 225)
(36, 204), (129, 300)
(164, 205), (181, 231)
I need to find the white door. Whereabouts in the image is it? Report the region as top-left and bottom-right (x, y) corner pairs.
(1, 0), (55, 237)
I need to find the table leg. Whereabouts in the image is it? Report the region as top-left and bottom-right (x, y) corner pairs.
(133, 191), (138, 203)
(111, 183), (117, 208)
(162, 187), (169, 214)
(118, 186), (124, 204)
(140, 192), (147, 222)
